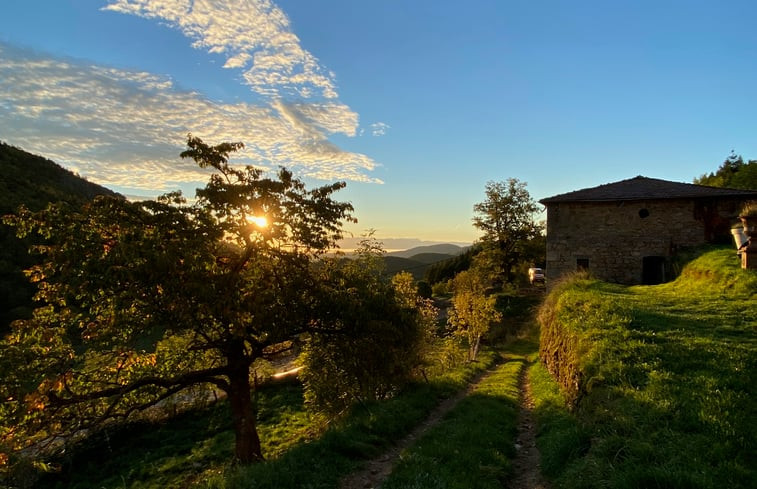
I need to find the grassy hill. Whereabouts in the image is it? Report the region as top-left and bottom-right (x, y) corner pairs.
(0, 141), (120, 331)
(535, 247), (756, 488)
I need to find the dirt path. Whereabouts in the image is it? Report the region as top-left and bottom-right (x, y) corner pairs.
(508, 364), (549, 489)
(338, 365), (497, 489)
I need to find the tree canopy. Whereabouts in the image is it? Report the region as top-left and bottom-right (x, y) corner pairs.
(0, 141), (120, 333)
(1, 136), (356, 467)
(447, 269), (501, 361)
(300, 240), (436, 414)
(694, 151), (757, 190)
(472, 179), (543, 285)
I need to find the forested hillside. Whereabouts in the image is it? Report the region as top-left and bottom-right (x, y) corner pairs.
(0, 141), (120, 331)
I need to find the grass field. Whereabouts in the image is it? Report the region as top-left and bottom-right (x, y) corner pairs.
(534, 247), (757, 489)
(36, 348), (498, 489)
(381, 347), (529, 489)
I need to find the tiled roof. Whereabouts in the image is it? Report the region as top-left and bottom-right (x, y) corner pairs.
(540, 176), (757, 204)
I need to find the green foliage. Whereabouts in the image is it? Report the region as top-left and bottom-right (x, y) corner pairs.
(299, 245), (436, 414)
(694, 151), (757, 190)
(0, 142), (120, 333)
(535, 248), (757, 488)
(472, 179), (543, 285)
(447, 269), (503, 360)
(0, 135), (355, 473)
(416, 280), (433, 299)
(529, 361), (589, 479)
(37, 383), (310, 489)
(424, 244), (479, 284)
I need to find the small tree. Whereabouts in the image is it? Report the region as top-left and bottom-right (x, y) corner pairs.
(472, 179), (542, 285)
(447, 270), (502, 361)
(299, 242), (434, 414)
(1, 136), (354, 468)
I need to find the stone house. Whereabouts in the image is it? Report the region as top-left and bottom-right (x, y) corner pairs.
(540, 176), (757, 285)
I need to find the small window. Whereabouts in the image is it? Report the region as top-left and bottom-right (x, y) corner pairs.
(639, 208), (650, 218)
(577, 258), (589, 271)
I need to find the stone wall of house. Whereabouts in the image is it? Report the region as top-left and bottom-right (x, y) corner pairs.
(544, 198), (743, 285)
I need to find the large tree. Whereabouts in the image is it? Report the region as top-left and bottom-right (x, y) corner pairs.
(472, 178), (542, 285)
(694, 151), (757, 190)
(0, 136), (354, 467)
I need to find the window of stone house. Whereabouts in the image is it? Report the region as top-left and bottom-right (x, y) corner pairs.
(639, 208), (650, 218)
(577, 258), (589, 271)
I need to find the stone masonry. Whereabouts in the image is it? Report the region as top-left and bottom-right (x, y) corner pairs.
(545, 198), (743, 285)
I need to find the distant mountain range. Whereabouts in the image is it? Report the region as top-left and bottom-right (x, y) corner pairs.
(387, 243), (468, 258)
(337, 236), (471, 253)
(383, 244), (469, 280)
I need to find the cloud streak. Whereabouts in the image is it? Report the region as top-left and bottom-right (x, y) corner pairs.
(0, 43), (382, 191)
(103, 0), (338, 99)
(0, 0), (385, 194)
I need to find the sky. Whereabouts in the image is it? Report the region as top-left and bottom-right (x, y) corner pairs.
(2, 1), (757, 248)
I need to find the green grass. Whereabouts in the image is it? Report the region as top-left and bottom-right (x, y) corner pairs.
(209, 350), (498, 489)
(534, 247), (757, 489)
(40, 347), (498, 488)
(40, 383), (312, 489)
(380, 339), (535, 489)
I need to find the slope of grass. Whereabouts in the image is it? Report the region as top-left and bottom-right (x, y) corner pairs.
(209, 350), (498, 489)
(39, 383), (312, 489)
(535, 247), (757, 489)
(40, 348), (497, 488)
(381, 354), (523, 489)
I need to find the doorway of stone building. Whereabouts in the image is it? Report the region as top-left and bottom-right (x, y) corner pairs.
(642, 256), (666, 285)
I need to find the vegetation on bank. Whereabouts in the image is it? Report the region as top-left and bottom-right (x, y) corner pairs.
(535, 247), (757, 488)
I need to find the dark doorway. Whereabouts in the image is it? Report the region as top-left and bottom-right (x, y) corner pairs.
(642, 256), (666, 285)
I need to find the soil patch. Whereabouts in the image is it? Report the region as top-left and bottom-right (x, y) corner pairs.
(508, 365), (549, 489)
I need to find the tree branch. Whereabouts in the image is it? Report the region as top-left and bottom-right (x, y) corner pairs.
(46, 366), (231, 407)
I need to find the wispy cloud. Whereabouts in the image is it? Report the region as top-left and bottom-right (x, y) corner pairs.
(370, 122), (390, 137)
(0, 0), (383, 194)
(103, 0), (337, 100)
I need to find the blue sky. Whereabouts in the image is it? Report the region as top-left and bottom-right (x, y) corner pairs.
(2, 1), (757, 247)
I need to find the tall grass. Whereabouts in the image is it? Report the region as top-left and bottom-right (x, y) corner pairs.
(534, 247), (757, 488)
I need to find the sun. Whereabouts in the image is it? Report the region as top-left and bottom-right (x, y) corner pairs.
(246, 215), (268, 228)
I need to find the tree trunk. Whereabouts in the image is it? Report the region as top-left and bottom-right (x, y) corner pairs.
(470, 333), (481, 361)
(227, 349), (264, 464)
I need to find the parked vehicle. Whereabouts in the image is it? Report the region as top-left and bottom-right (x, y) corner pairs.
(528, 267), (545, 285)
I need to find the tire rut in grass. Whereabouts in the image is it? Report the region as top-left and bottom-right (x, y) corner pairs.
(338, 364), (500, 489)
(508, 364), (549, 489)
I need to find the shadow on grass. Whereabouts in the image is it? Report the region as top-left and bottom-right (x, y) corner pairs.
(380, 358), (524, 489)
(39, 383), (303, 489)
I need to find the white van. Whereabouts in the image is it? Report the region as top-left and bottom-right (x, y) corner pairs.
(528, 267), (545, 285)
